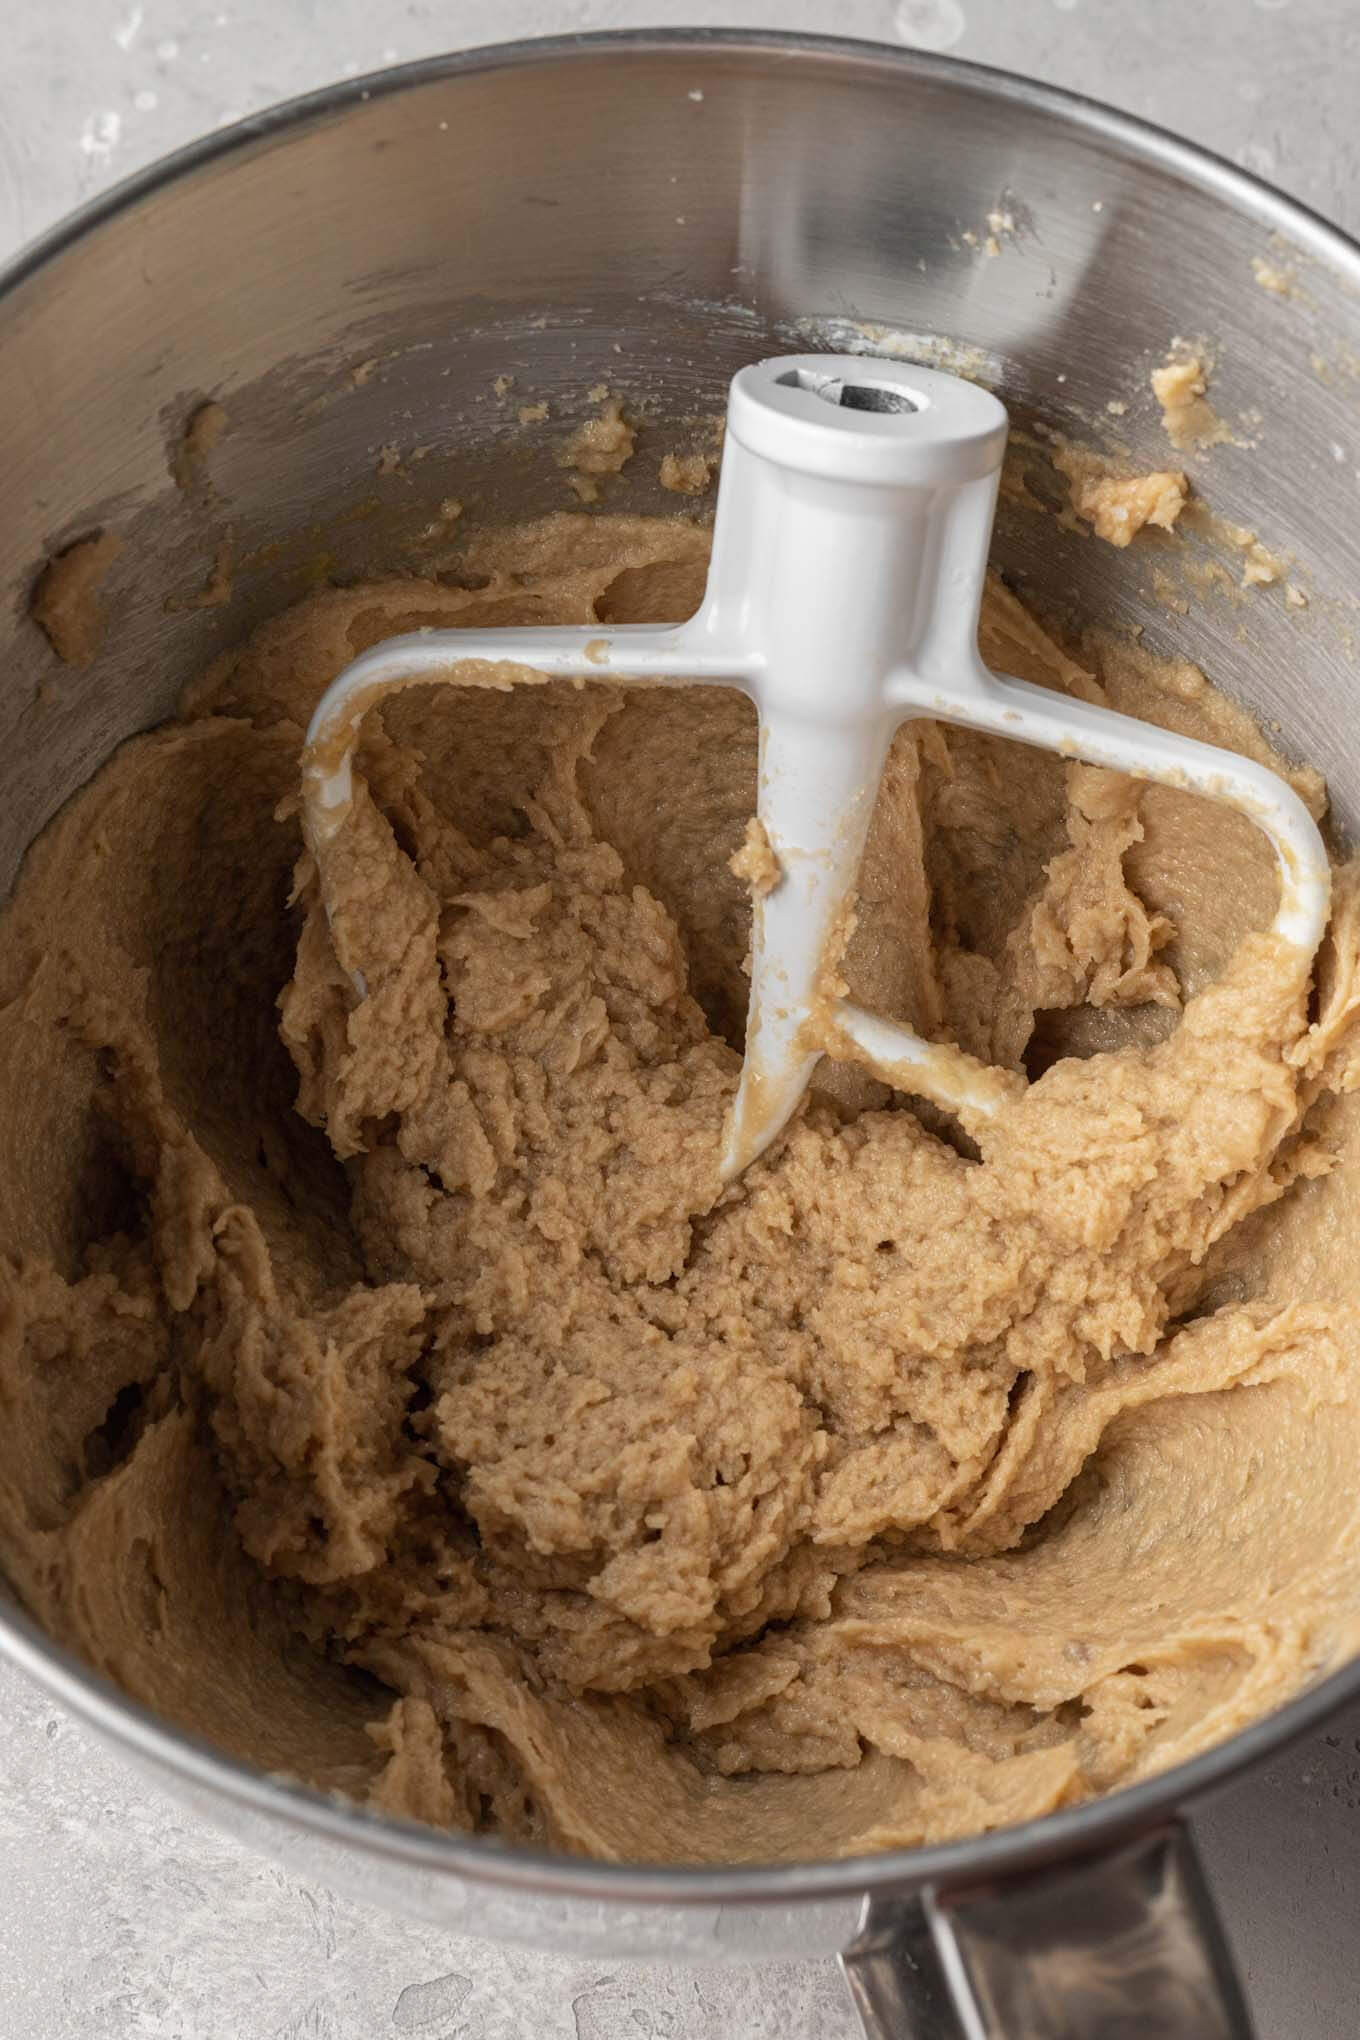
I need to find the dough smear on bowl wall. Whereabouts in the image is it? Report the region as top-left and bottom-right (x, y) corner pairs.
(3, 469), (1360, 1866)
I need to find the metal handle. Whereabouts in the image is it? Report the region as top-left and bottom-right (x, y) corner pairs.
(840, 1823), (1256, 2040)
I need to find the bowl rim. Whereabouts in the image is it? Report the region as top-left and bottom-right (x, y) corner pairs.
(3, 24), (1360, 1909)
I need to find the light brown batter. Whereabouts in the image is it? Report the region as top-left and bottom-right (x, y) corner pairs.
(1053, 447), (1188, 547)
(30, 529), (122, 666)
(3, 507), (1360, 1864)
(1153, 348), (1234, 452)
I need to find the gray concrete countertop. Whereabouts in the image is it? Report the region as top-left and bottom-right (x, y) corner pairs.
(2, 4), (1359, 2036)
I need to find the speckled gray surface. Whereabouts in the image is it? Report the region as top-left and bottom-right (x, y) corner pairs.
(3, 4), (1360, 2036)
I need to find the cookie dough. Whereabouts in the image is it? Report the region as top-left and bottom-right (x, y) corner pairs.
(559, 395), (635, 504)
(659, 451), (715, 495)
(30, 529), (122, 666)
(3, 508), (1360, 1865)
(1054, 447), (1188, 547)
(170, 398), (229, 491)
(1152, 349), (1233, 452)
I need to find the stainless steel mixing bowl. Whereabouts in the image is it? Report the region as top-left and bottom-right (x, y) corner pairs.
(2, 30), (1359, 2039)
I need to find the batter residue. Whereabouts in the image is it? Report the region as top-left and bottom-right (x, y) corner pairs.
(3, 509), (1360, 1862)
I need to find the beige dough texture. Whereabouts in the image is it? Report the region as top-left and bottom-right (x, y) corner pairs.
(1152, 349), (1233, 452)
(1053, 446), (1188, 547)
(30, 529), (123, 666)
(559, 396), (636, 504)
(170, 398), (230, 492)
(3, 507), (1360, 1865)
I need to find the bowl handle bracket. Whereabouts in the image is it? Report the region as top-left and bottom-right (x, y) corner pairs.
(839, 1820), (1255, 2038)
